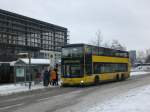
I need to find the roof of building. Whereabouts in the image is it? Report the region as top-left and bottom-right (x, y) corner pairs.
(0, 9), (67, 31)
(17, 58), (50, 65)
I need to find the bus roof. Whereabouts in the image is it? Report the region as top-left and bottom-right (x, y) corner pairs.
(63, 43), (128, 53)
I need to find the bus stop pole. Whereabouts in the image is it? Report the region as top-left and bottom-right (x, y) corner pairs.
(28, 52), (31, 89)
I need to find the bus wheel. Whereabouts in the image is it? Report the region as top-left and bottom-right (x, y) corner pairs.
(121, 74), (125, 81)
(116, 74), (120, 81)
(94, 76), (99, 85)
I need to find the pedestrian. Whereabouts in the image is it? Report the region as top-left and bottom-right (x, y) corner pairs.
(43, 69), (49, 86)
(50, 68), (56, 86)
(35, 71), (41, 84)
(54, 65), (59, 85)
(40, 69), (44, 82)
(55, 64), (58, 85)
(48, 67), (52, 86)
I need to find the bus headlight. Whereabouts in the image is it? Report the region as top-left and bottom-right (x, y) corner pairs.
(81, 80), (84, 83)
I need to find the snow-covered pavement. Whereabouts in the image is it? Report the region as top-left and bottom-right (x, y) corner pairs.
(78, 71), (150, 112)
(0, 83), (45, 96)
(1, 70), (150, 112)
(130, 71), (150, 76)
(86, 84), (150, 112)
(0, 71), (150, 96)
(84, 71), (150, 112)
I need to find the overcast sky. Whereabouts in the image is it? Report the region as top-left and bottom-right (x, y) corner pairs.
(0, 0), (149, 51)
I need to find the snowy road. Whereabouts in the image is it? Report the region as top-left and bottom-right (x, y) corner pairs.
(0, 73), (150, 112)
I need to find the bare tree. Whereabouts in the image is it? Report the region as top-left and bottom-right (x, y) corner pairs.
(102, 41), (111, 48)
(136, 49), (150, 63)
(110, 40), (126, 51)
(136, 50), (146, 63)
(89, 30), (126, 51)
(90, 30), (103, 47)
(145, 49), (150, 63)
(146, 49), (150, 56)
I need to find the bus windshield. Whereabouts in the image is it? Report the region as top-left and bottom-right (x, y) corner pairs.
(62, 47), (83, 58)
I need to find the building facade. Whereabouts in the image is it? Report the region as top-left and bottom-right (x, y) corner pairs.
(129, 50), (136, 66)
(0, 9), (68, 62)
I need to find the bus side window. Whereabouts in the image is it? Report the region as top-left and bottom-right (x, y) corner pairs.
(85, 64), (92, 75)
(65, 65), (70, 77)
(93, 63), (101, 74)
(92, 47), (98, 55)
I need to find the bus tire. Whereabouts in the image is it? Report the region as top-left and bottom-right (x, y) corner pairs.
(116, 74), (120, 81)
(121, 74), (125, 81)
(94, 76), (99, 85)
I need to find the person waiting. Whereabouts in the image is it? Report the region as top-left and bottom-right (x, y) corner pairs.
(50, 69), (57, 86)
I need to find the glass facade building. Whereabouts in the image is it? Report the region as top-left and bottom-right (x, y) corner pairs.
(0, 9), (68, 61)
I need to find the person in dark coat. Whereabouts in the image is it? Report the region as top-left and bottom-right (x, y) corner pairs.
(54, 64), (59, 85)
(43, 69), (49, 86)
(48, 67), (53, 86)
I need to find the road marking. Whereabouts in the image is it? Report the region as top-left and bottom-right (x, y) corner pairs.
(38, 97), (51, 101)
(0, 103), (24, 110)
(1, 90), (52, 103)
(1, 94), (36, 103)
(37, 90), (82, 102)
(1, 88), (83, 105)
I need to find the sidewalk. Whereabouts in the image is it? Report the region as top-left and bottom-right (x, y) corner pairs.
(1, 71), (148, 96)
(0, 82), (59, 96)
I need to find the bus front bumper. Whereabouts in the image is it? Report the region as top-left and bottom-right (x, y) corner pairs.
(61, 78), (85, 86)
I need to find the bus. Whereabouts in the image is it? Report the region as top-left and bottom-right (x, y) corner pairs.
(61, 44), (130, 86)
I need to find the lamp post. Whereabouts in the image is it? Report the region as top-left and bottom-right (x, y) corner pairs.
(28, 52), (31, 89)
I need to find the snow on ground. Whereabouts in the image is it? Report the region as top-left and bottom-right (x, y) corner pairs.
(130, 71), (150, 76)
(86, 84), (150, 112)
(0, 82), (60, 96)
(0, 83), (45, 96)
(131, 65), (150, 72)
(130, 65), (150, 76)
(0, 65), (149, 96)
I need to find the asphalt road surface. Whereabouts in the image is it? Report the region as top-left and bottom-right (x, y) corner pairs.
(0, 74), (150, 112)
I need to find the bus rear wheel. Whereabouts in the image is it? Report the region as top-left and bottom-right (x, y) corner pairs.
(94, 76), (99, 85)
(121, 74), (126, 81)
(116, 74), (120, 81)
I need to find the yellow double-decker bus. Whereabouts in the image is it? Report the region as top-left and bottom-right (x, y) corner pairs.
(61, 44), (130, 86)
